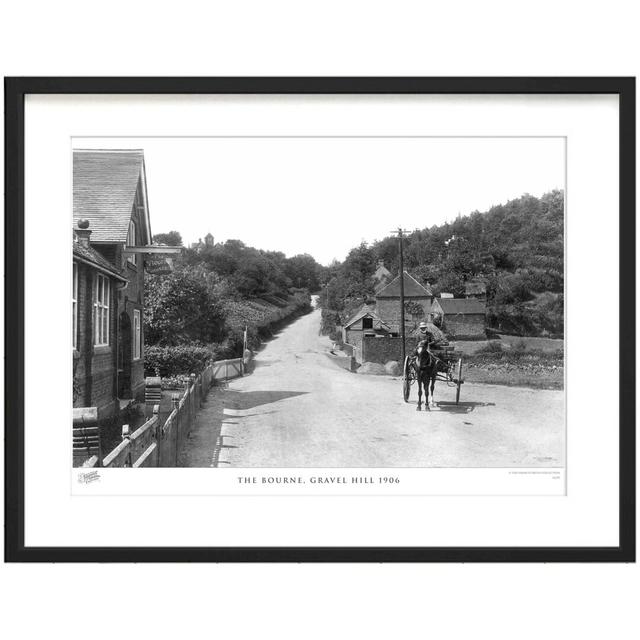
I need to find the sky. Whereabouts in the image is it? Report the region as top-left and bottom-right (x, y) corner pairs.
(75, 137), (565, 265)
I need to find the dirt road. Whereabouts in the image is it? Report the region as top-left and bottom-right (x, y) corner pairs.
(178, 306), (564, 468)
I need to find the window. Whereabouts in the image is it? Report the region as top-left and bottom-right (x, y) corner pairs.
(72, 262), (78, 349)
(133, 309), (141, 360)
(362, 317), (374, 329)
(93, 274), (110, 346)
(127, 220), (137, 265)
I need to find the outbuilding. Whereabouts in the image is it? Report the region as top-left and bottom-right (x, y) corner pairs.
(431, 297), (486, 339)
(343, 305), (390, 363)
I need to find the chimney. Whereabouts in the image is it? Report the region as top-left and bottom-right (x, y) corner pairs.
(75, 219), (92, 248)
(377, 259), (385, 269)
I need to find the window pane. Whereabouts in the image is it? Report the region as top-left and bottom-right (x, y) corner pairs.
(133, 310), (139, 359)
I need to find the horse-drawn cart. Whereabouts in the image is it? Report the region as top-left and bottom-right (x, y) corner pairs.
(402, 344), (464, 405)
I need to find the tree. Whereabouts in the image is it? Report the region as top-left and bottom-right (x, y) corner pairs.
(152, 230), (183, 246)
(144, 267), (227, 346)
(285, 253), (322, 290)
(343, 242), (376, 285)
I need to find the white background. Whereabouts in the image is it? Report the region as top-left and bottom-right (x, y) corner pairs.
(27, 95), (605, 546)
(1, 2), (638, 639)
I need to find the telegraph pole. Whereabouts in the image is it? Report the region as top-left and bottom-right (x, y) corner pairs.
(390, 228), (411, 364)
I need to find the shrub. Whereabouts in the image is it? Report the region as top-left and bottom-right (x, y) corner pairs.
(512, 338), (528, 353)
(476, 340), (504, 354)
(321, 309), (342, 336)
(144, 344), (215, 378)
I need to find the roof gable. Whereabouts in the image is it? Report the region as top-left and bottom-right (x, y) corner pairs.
(73, 150), (151, 244)
(344, 305), (389, 330)
(375, 271), (433, 298)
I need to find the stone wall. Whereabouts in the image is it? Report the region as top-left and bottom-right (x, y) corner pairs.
(361, 335), (423, 365)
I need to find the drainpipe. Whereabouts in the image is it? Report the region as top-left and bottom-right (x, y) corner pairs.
(114, 278), (129, 403)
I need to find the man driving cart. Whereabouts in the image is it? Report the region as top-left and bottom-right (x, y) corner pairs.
(414, 319), (447, 349)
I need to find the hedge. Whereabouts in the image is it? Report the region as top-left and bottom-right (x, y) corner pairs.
(144, 344), (215, 378)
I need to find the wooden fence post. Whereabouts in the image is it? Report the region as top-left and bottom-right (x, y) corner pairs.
(121, 424), (131, 467)
(172, 393), (180, 467)
(152, 404), (161, 466)
(190, 373), (198, 406)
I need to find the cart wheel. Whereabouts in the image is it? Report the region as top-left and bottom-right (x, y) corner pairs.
(455, 358), (463, 405)
(403, 356), (411, 403)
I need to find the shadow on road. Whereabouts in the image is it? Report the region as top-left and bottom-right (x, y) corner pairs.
(252, 359), (282, 371)
(434, 401), (496, 414)
(223, 389), (308, 411)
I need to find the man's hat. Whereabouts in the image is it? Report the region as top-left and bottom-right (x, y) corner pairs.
(419, 321), (428, 329)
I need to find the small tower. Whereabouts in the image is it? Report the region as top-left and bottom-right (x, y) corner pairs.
(204, 232), (214, 247)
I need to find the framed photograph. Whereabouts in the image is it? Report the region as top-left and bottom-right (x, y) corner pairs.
(5, 77), (635, 562)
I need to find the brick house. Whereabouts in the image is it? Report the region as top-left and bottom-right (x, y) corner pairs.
(375, 271), (434, 332)
(341, 272), (436, 364)
(72, 150), (154, 416)
(73, 227), (128, 416)
(431, 297), (486, 338)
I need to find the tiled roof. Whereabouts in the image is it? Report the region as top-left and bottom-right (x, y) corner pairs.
(436, 298), (486, 315)
(375, 271), (433, 298)
(73, 150), (145, 243)
(72, 241), (126, 281)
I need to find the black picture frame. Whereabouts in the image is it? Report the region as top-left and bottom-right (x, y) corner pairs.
(4, 77), (635, 563)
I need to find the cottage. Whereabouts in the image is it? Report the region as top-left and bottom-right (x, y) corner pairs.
(375, 271), (434, 331)
(431, 297), (486, 338)
(73, 149), (155, 416)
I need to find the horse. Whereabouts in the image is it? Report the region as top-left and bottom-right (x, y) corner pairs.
(412, 339), (440, 411)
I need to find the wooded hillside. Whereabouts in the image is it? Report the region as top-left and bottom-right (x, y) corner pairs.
(324, 190), (564, 337)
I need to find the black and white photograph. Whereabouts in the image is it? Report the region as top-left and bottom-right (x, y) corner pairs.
(72, 137), (565, 474)
(7, 77), (632, 563)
